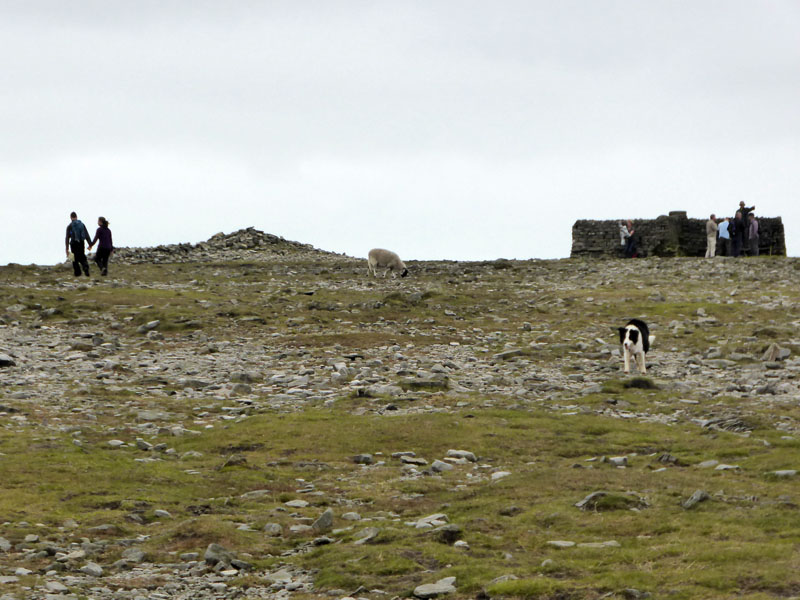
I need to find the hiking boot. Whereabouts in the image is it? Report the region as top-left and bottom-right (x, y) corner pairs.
(102, 269), (108, 276)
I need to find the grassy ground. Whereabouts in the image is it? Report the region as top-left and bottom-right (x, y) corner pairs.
(2, 256), (800, 599)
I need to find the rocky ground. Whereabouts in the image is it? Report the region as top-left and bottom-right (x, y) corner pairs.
(1, 229), (800, 600)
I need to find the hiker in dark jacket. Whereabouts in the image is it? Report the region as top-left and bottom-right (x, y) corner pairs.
(65, 211), (91, 276)
(89, 216), (114, 276)
(737, 201), (755, 254)
(731, 211), (745, 257)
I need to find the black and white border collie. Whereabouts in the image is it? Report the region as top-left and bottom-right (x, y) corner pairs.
(618, 319), (653, 375)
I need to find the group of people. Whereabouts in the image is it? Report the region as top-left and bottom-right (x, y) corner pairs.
(65, 212), (114, 276)
(705, 201), (759, 258)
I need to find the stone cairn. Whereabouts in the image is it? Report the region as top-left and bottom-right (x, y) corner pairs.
(113, 227), (339, 264)
(571, 211), (786, 258)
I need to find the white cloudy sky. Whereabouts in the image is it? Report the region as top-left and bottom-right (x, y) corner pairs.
(2, 0), (799, 265)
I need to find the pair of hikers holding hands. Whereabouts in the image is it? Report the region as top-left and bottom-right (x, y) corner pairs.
(65, 212), (113, 276)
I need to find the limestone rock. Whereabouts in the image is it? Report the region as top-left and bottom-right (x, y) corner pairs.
(312, 508), (334, 532)
(414, 576), (456, 598)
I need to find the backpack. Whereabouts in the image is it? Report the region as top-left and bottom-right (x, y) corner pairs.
(70, 220), (86, 244)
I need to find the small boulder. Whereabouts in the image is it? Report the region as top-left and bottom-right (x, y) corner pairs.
(682, 490), (710, 510)
(414, 577), (456, 598)
(312, 508), (334, 532)
(204, 543), (235, 567)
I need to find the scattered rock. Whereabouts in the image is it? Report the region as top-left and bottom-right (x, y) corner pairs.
(79, 562), (103, 576)
(353, 527), (381, 545)
(575, 491), (647, 511)
(432, 524), (462, 544)
(769, 470), (797, 478)
(204, 543), (235, 567)
(682, 490), (710, 509)
(312, 508), (334, 532)
(414, 576), (456, 598)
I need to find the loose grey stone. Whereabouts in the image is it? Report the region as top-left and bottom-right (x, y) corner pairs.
(0, 354), (16, 367)
(285, 499), (309, 508)
(353, 527), (381, 545)
(180, 378), (210, 390)
(241, 489), (271, 499)
(715, 464), (740, 471)
(204, 543), (235, 566)
(705, 359), (737, 369)
(762, 342), (790, 362)
(45, 581), (69, 592)
(79, 562), (103, 576)
(121, 548), (146, 563)
(352, 454), (373, 465)
(137, 320), (160, 333)
(231, 371), (258, 383)
(493, 349), (526, 361)
(770, 470), (797, 478)
(621, 589), (652, 599)
(414, 576), (456, 598)
(232, 383), (252, 395)
(312, 508), (334, 532)
(577, 540), (620, 548)
(263, 523), (282, 536)
(231, 558), (253, 571)
(432, 524), (462, 544)
(447, 449), (477, 462)
(682, 490), (710, 509)
(135, 438), (153, 451)
(575, 491), (617, 510)
(431, 460), (453, 473)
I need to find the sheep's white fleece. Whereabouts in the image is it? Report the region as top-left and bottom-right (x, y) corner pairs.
(367, 248), (407, 277)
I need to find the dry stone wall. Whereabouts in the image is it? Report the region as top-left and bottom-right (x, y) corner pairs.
(571, 211), (786, 258)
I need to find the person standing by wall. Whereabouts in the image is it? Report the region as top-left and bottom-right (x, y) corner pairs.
(731, 211), (745, 257)
(65, 211), (91, 276)
(737, 201), (755, 254)
(618, 221), (630, 257)
(89, 216), (114, 276)
(748, 213), (759, 256)
(717, 217), (731, 257)
(624, 219), (637, 258)
(705, 214), (718, 258)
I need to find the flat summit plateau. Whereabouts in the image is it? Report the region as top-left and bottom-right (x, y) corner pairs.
(1, 229), (799, 599)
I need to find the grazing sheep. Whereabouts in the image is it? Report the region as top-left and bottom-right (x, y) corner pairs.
(367, 248), (408, 278)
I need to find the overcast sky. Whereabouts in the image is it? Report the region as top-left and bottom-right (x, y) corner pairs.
(2, 0), (799, 266)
